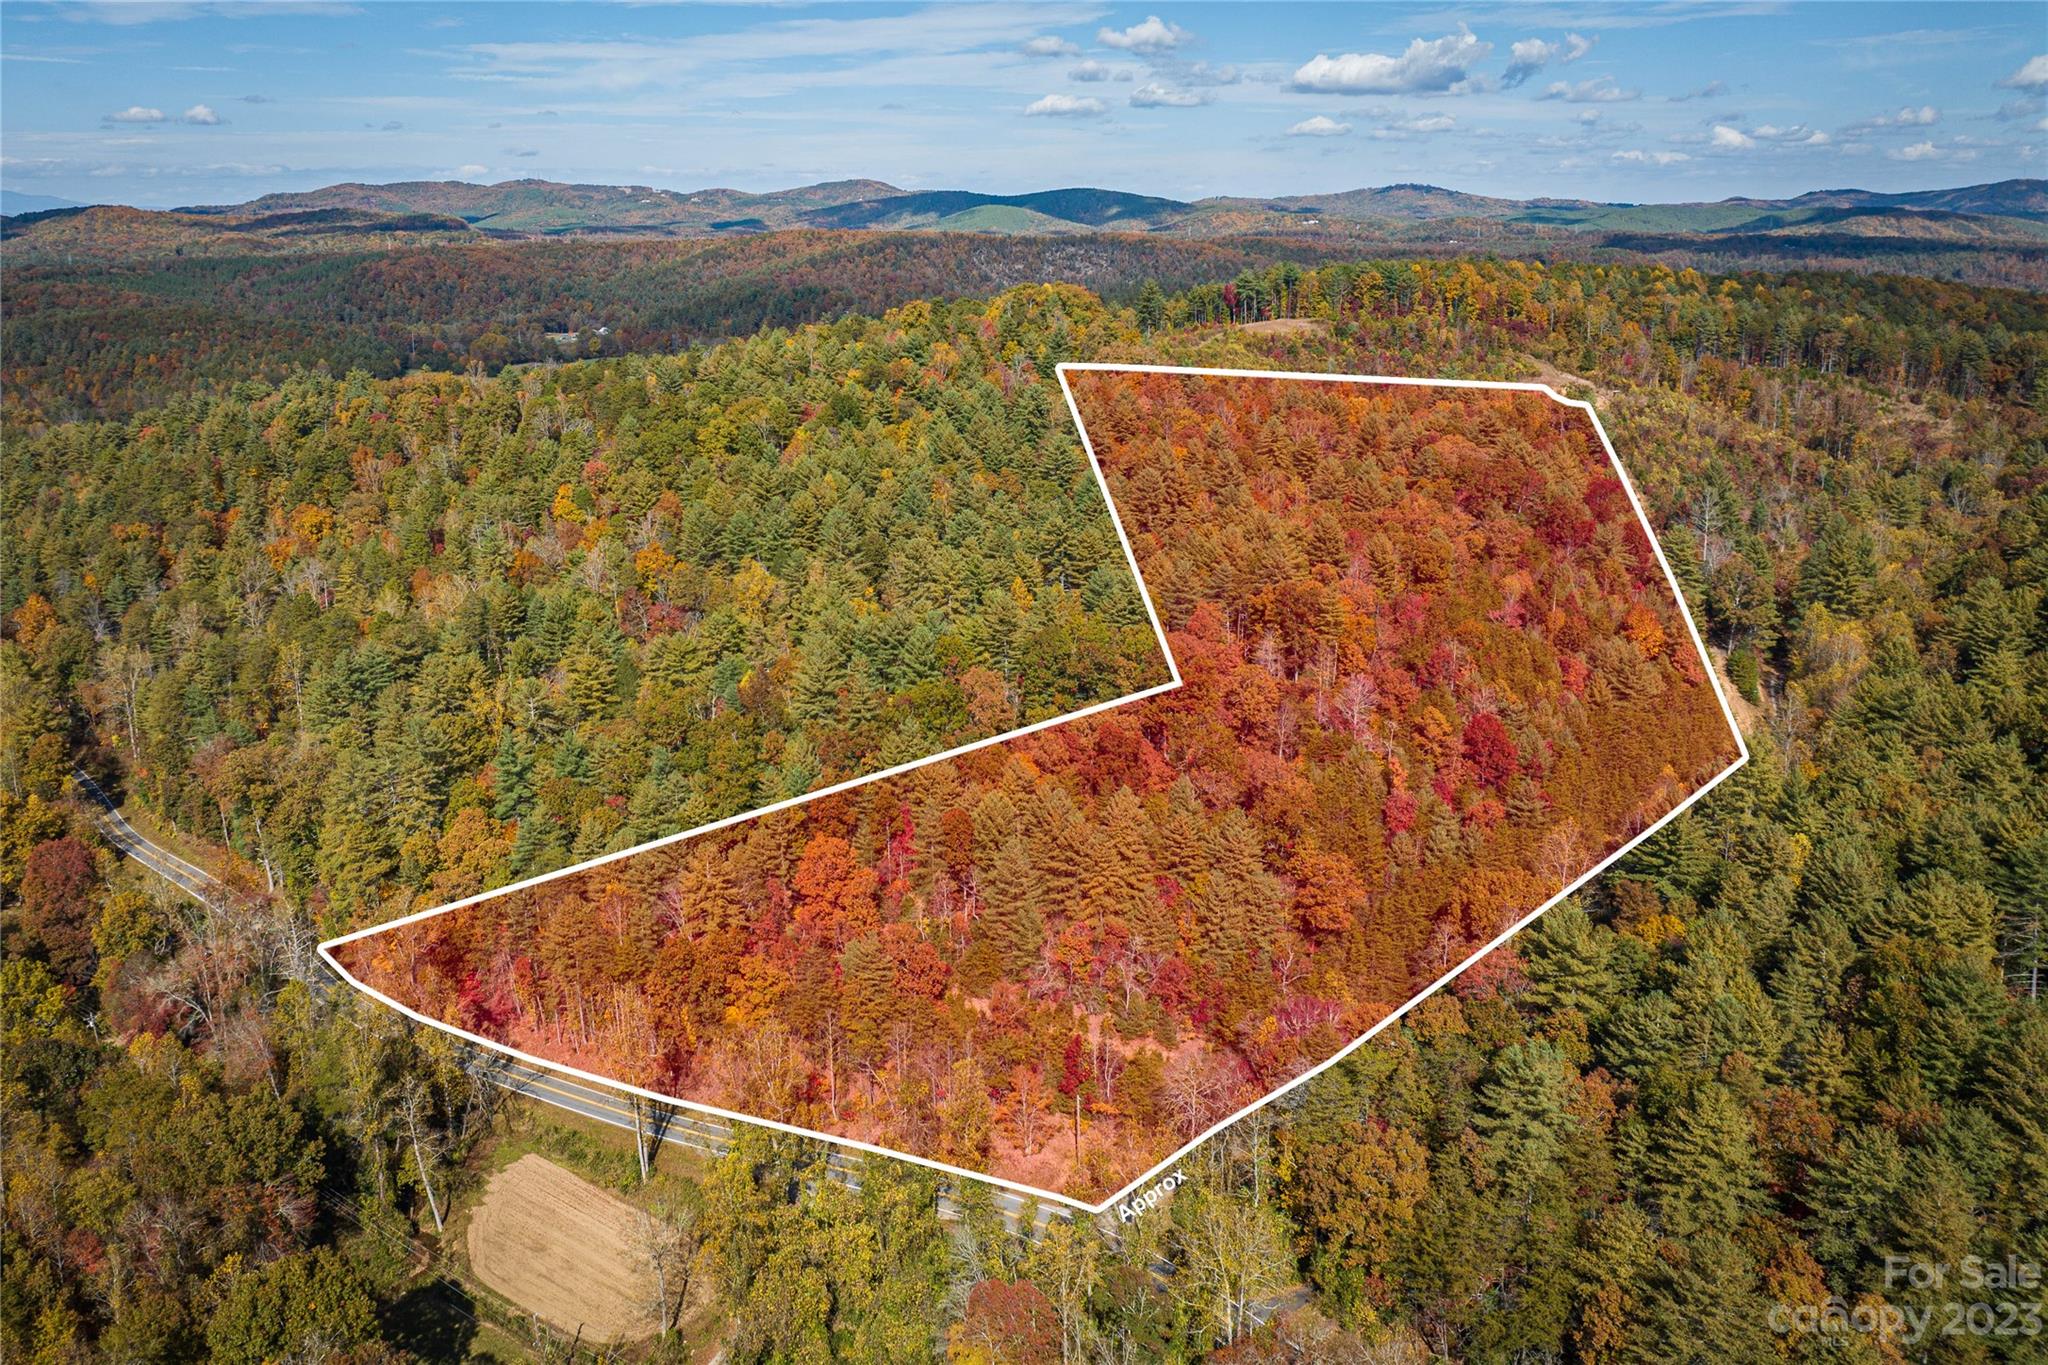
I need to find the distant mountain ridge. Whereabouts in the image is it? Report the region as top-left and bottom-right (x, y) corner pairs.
(180, 177), (910, 235)
(172, 175), (2048, 235)
(146, 176), (2048, 239)
(6, 177), (2041, 252)
(0, 190), (85, 216)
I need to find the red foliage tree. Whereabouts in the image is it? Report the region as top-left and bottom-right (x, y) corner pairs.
(952, 1279), (1061, 1365)
(1461, 712), (1520, 791)
(19, 836), (99, 985)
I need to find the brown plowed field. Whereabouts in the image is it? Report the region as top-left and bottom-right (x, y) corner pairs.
(466, 1154), (658, 1342)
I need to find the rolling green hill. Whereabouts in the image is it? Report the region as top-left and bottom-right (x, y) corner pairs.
(180, 177), (906, 234)
(927, 204), (1098, 235)
(800, 186), (1192, 231)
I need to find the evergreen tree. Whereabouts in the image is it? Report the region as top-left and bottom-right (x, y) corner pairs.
(1729, 644), (1761, 703)
(1474, 1040), (1573, 1201)
(1135, 279), (1167, 335)
(973, 835), (1045, 982)
(1635, 1233), (1777, 1364)
(1645, 1082), (1762, 1238)
(1521, 901), (1614, 1019)
(1083, 785), (1160, 942)
(491, 729), (535, 821)
(1798, 517), (1878, 617)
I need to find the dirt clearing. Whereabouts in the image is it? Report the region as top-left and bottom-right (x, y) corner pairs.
(466, 1154), (658, 1343)
(1237, 317), (1331, 336)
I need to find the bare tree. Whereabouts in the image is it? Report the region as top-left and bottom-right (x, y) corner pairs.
(1170, 1183), (1291, 1347)
(1163, 1053), (1224, 1139)
(627, 1092), (656, 1183)
(637, 1189), (704, 1337)
(397, 1074), (447, 1233)
(1023, 1217), (1100, 1365)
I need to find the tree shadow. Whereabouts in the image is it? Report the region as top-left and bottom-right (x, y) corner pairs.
(382, 1279), (480, 1362)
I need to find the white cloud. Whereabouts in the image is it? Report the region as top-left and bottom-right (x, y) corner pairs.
(1130, 82), (1205, 108)
(0, 153), (292, 180)
(1999, 54), (2048, 91)
(455, 163), (488, 178)
(1711, 124), (1756, 149)
(1068, 60), (1120, 82)
(1364, 112), (1458, 141)
(1613, 149), (1692, 165)
(63, 1), (361, 25)
(1752, 123), (1829, 145)
(1502, 31), (1592, 88)
(1022, 35), (1079, 58)
(1669, 80), (1725, 102)
(1098, 15), (1187, 54)
(182, 103), (221, 124)
(104, 106), (167, 123)
(1290, 26), (1490, 96)
(1541, 75), (1638, 103)
(451, 9), (1096, 98)
(1178, 61), (1240, 87)
(1024, 92), (1106, 117)
(1504, 38), (1552, 88)
(1896, 140), (1940, 160)
(1285, 115), (1351, 138)
(1861, 104), (1939, 128)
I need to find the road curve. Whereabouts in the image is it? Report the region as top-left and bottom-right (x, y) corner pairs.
(70, 764), (1318, 1315)
(72, 768), (220, 905)
(70, 768), (1061, 1225)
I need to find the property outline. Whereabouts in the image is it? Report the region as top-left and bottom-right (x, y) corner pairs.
(320, 362), (1751, 1217)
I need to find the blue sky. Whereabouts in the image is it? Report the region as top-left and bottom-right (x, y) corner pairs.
(2, 1), (2042, 208)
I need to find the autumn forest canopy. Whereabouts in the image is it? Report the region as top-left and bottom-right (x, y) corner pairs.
(3, 239), (2045, 1364)
(329, 366), (1739, 1204)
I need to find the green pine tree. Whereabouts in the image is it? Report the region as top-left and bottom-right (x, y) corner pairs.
(1645, 1082), (1763, 1238)
(973, 835), (1045, 982)
(491, 729), (535, 821)
(1473, 1040), (1573, 1201)
(1797, 517), (1878, 617)
(1135, 279), (1167, 334)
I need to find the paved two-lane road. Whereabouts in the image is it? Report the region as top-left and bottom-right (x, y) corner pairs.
(72, 765), (1316, 1319)
(72, 766), (1055, 1226)
(72, 768), (219, 905)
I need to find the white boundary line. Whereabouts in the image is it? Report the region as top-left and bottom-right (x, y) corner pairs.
(318, 389), (1183, 954)
(320, 363), (1748, 1217)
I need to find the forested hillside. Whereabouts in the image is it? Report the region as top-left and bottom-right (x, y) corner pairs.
(7, 209), (2045, 424)
(0, 230), (1357, 421)
(2, 296), (1170, 920)
(3, 255), (2044, 1362)
(331, 365), (1738, 1203)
